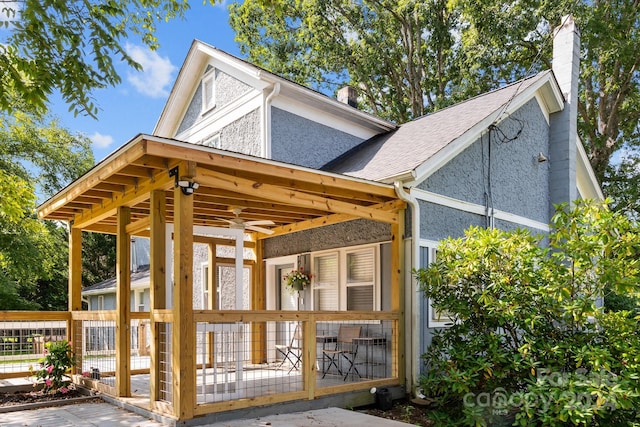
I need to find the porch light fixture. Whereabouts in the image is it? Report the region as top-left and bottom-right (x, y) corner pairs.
(169, 166), (200, 195)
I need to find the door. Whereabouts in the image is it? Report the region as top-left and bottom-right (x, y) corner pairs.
(276, 263), (297, 351)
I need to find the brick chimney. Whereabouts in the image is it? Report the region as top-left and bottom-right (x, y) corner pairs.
(337, 86), (358, 108)
(549, 14), (579, 219)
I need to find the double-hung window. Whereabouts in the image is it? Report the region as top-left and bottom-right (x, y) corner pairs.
(313, 253), (339, 310)
(346, 248), (375, 310)
(201, 70), (215, 113)
(312, 244), (379, 311)
(420, 240), (454, 327)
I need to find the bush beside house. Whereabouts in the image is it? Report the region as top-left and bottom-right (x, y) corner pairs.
(416, 200), (640, 426)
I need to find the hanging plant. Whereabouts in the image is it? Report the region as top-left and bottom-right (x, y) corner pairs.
(284, 267), (312, 292)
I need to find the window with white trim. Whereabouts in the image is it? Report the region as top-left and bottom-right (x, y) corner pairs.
(313, 252), (339, 310)
(420, 240), (454, 327)
(201, 70), (216, 113)
(97, 295), (104, 311)
(346, 248), (375, 310)
(312, 244), (380, 311)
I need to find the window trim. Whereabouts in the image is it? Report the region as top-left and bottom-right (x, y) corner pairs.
(420, 239), (454, 328)
(97, 295), (104, 311)
(201, 69), (216, 114)
(311, 243), (381, 311)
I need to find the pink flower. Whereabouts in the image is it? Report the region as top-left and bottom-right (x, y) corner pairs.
(47, 365), (54, 373)
(45, 379), (52, 386)
(82, 371), (90, 377)
(59, 386), (69, 394)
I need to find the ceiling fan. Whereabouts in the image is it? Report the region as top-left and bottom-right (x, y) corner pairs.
(217, 207), (275, 234)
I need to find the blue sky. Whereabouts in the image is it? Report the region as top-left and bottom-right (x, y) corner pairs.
(50, 2), (241, 163)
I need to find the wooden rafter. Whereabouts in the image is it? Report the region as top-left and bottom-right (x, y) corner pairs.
(38, 136), (403, 234)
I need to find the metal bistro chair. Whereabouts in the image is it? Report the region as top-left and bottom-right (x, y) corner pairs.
(321, 325), (361, 381)
(275, 323), (303, 373)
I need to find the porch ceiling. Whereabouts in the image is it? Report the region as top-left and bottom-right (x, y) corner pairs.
(37, 134), (404, 237)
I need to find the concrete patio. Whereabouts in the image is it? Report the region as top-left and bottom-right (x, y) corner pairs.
(0, 402), (413, 427)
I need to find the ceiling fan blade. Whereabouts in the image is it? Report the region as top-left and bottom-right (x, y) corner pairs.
(246, 224), (274, 235)
(245, 220), (275, 226)
(216, 217), (236, 225)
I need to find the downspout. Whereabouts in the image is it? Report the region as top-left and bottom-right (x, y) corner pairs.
(394, 179), (421, 396)
(262, 82), (280, 158)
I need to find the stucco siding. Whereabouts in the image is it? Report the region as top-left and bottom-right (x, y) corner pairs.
(263, 219), (391, 259)
(177, 68), (254, 135)
(270, 107), (363, 168)
(419, 202), (485, 242)
(218, 108), (261, 156)
(419, 98), (550, 224)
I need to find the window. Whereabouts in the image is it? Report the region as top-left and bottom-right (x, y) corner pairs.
(420, 241), (454, 327)
(313, 253), (338, 310)
(97, 295), (104, 311)
(137, 290), (145, 312)
(312, 244), (380, 311)
(346, 248), (375, 310)
(201, 70), (216, 112)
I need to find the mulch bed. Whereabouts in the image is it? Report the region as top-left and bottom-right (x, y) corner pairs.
(0, 387), (101, 412)
(361, 398), (436, 426)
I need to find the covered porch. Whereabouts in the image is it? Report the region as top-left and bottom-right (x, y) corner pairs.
(31, 134), (406, 423)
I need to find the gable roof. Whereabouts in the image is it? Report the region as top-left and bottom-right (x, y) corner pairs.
(154, 40), (396, 138)
(82, 266), (150, 296)
(323, 70), (564, 184)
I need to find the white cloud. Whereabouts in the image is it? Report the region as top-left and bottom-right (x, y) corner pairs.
(90, 132), (114, 149)
(125, 43), (177, 98)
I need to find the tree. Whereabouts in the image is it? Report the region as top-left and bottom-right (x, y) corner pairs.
(229, 1), (640, 209)
(0, 110), (94, 309)
(0, 0), (194, 118)
(416, 200), (640, 426)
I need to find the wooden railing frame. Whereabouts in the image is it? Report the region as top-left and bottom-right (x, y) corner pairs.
(0, 309), (402, 417)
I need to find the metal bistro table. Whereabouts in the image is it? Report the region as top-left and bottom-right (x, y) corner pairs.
(352, 336), (387, 379)
(316, 334), (337, 375)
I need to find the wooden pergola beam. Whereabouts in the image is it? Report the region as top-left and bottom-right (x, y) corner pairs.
(262, 199), (406, 239)
(195, 167), (398, 224)
(38, 142), (146, 219)
(144, 140), (397, 199)
(71, 167), (174, 229)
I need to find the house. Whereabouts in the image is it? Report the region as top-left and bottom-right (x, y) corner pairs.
(35, 14), (601, 425)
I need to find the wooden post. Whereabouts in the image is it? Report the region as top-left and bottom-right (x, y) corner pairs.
(149, 190), (166, 406)
(68, 226), (82, 374)
(304, 315), (316, 400)
(251, 238), (266, 364)
(116, 206), (131, 397)
(172, 162), (196, 420)
(391, 217), (405, 384)
(207, 243), (215, 368)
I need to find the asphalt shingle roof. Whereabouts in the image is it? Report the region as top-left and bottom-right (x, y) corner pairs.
(323, 71), (553, 182)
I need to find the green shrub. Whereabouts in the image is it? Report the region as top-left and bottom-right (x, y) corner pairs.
(417, 200), (640, 426)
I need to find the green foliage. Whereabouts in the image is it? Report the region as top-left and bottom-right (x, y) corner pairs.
(82, 232), (117, 287)
(0, 0), (191, 118)
(30, 340), (75, 394)
(416, 200), (640, 426)
(229, 1), (640, 213)
(0, 111), (93, 310)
